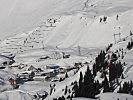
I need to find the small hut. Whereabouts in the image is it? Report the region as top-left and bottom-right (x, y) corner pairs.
(57, 61), (71, 73)
(10, 63), (20, 68)
(8, 78), (16, 85)
(26, 65), (37, 71)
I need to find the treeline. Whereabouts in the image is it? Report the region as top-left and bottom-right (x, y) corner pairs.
(118, 81), (133, 95)
(72, 47), (124, 98)
(53, 44), (126, 99)
(72, 67), (101, 98)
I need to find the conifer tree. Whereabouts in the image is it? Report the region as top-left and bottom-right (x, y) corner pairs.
(103, 75), (110, 92)
(127, 42), (131, 50)
(93, 63), (97, 77)
(83, 66), (95, 98)
(78, 72), (83, 96)
(65, 72), (68, 78)
(64, 85), (68, 95)
(72, 81), (79, 97)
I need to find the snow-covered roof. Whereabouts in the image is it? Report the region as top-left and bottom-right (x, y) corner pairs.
(46, 64), (60, 69)
(43, 69), (55, 73)
(10, 63), (20, 66)
(0, 55), (11, 64)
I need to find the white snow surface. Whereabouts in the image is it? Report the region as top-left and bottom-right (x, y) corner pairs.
(0, 0), (133, 100)
(100, 93), (133, 100)
(0, 0), (84, 39)
(0, 90), (33, 100)
(0, 0), (133, 47)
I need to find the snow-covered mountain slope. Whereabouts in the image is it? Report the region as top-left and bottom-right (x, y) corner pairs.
(44, 34), (133, 100)
(1, 0), (133, 100)
(0, 0), (133, 49)
(0, 0), (84, 39)
(0, 0), (132, 75)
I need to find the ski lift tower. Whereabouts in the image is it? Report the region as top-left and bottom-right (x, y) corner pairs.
(77, 44), (81, 56)
(113, 27), (122, 44)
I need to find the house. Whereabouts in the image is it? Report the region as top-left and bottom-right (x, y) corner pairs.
(26, 65), (37, 71)
(10, 63), (20, 68)
(0, 55), (12, 66)
(8, 78), (16, 85)
(33, 76), (47, 82)
(56, 61), (71, 73)
(0, 53), (15, 60)
(19, 71), (35, 80)
(62, 52), (70, 59)
(35, 71), (49, 76)
(51, 78), (60, 82)
(19, 64), (28, 70)
(46, 64), (60, 69)
(43, 69), (58, 77)
(59, 67), (67, 73)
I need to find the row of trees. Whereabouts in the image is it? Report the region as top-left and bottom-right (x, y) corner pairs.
(56, 44), (125, 99)
(72, 46), (124, 98)
(93, 50), (106, 77)
(73, 67), (101, 98)
(109, 61), (123, 82)
(118, 81), (133, 95)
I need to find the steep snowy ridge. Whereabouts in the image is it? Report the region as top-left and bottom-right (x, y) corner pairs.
(0, 0), (133, 41)
(0, 0), (85, 39)
(1, 9), (133, 51)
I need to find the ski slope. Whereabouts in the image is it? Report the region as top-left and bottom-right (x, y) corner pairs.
(0, 0), (133, 49)
(0, 0), (84, 40)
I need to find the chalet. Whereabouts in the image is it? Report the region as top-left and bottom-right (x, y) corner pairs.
(43, 69), (58, 77)
(51, 78), (60, 82)
(62, 52), (70, 59)
(9, 63), (20, 68)
(63, 54), (70, 59)
(56, 61), (71, 73)
(26, 65), (37, 71)
(8, 78), (16, 85)
(46, 64), (60, 69)
(0, 53), (15, 60)
(35, 71), (47, 76)
(56, 74), (65, 82)
(19, 64), (28, 69)
(19, 71), (35, 80)
(0, 54), (15, 66)
(0, 55), (12, 66)
(59, 67), (67, 73)
(33, 76), (47, 82)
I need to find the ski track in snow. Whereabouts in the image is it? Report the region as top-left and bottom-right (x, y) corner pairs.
(7, 0), (18, 16)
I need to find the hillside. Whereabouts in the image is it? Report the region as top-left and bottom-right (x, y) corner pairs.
(0, 0), (133, 100)
(0, 0), (84, 39)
